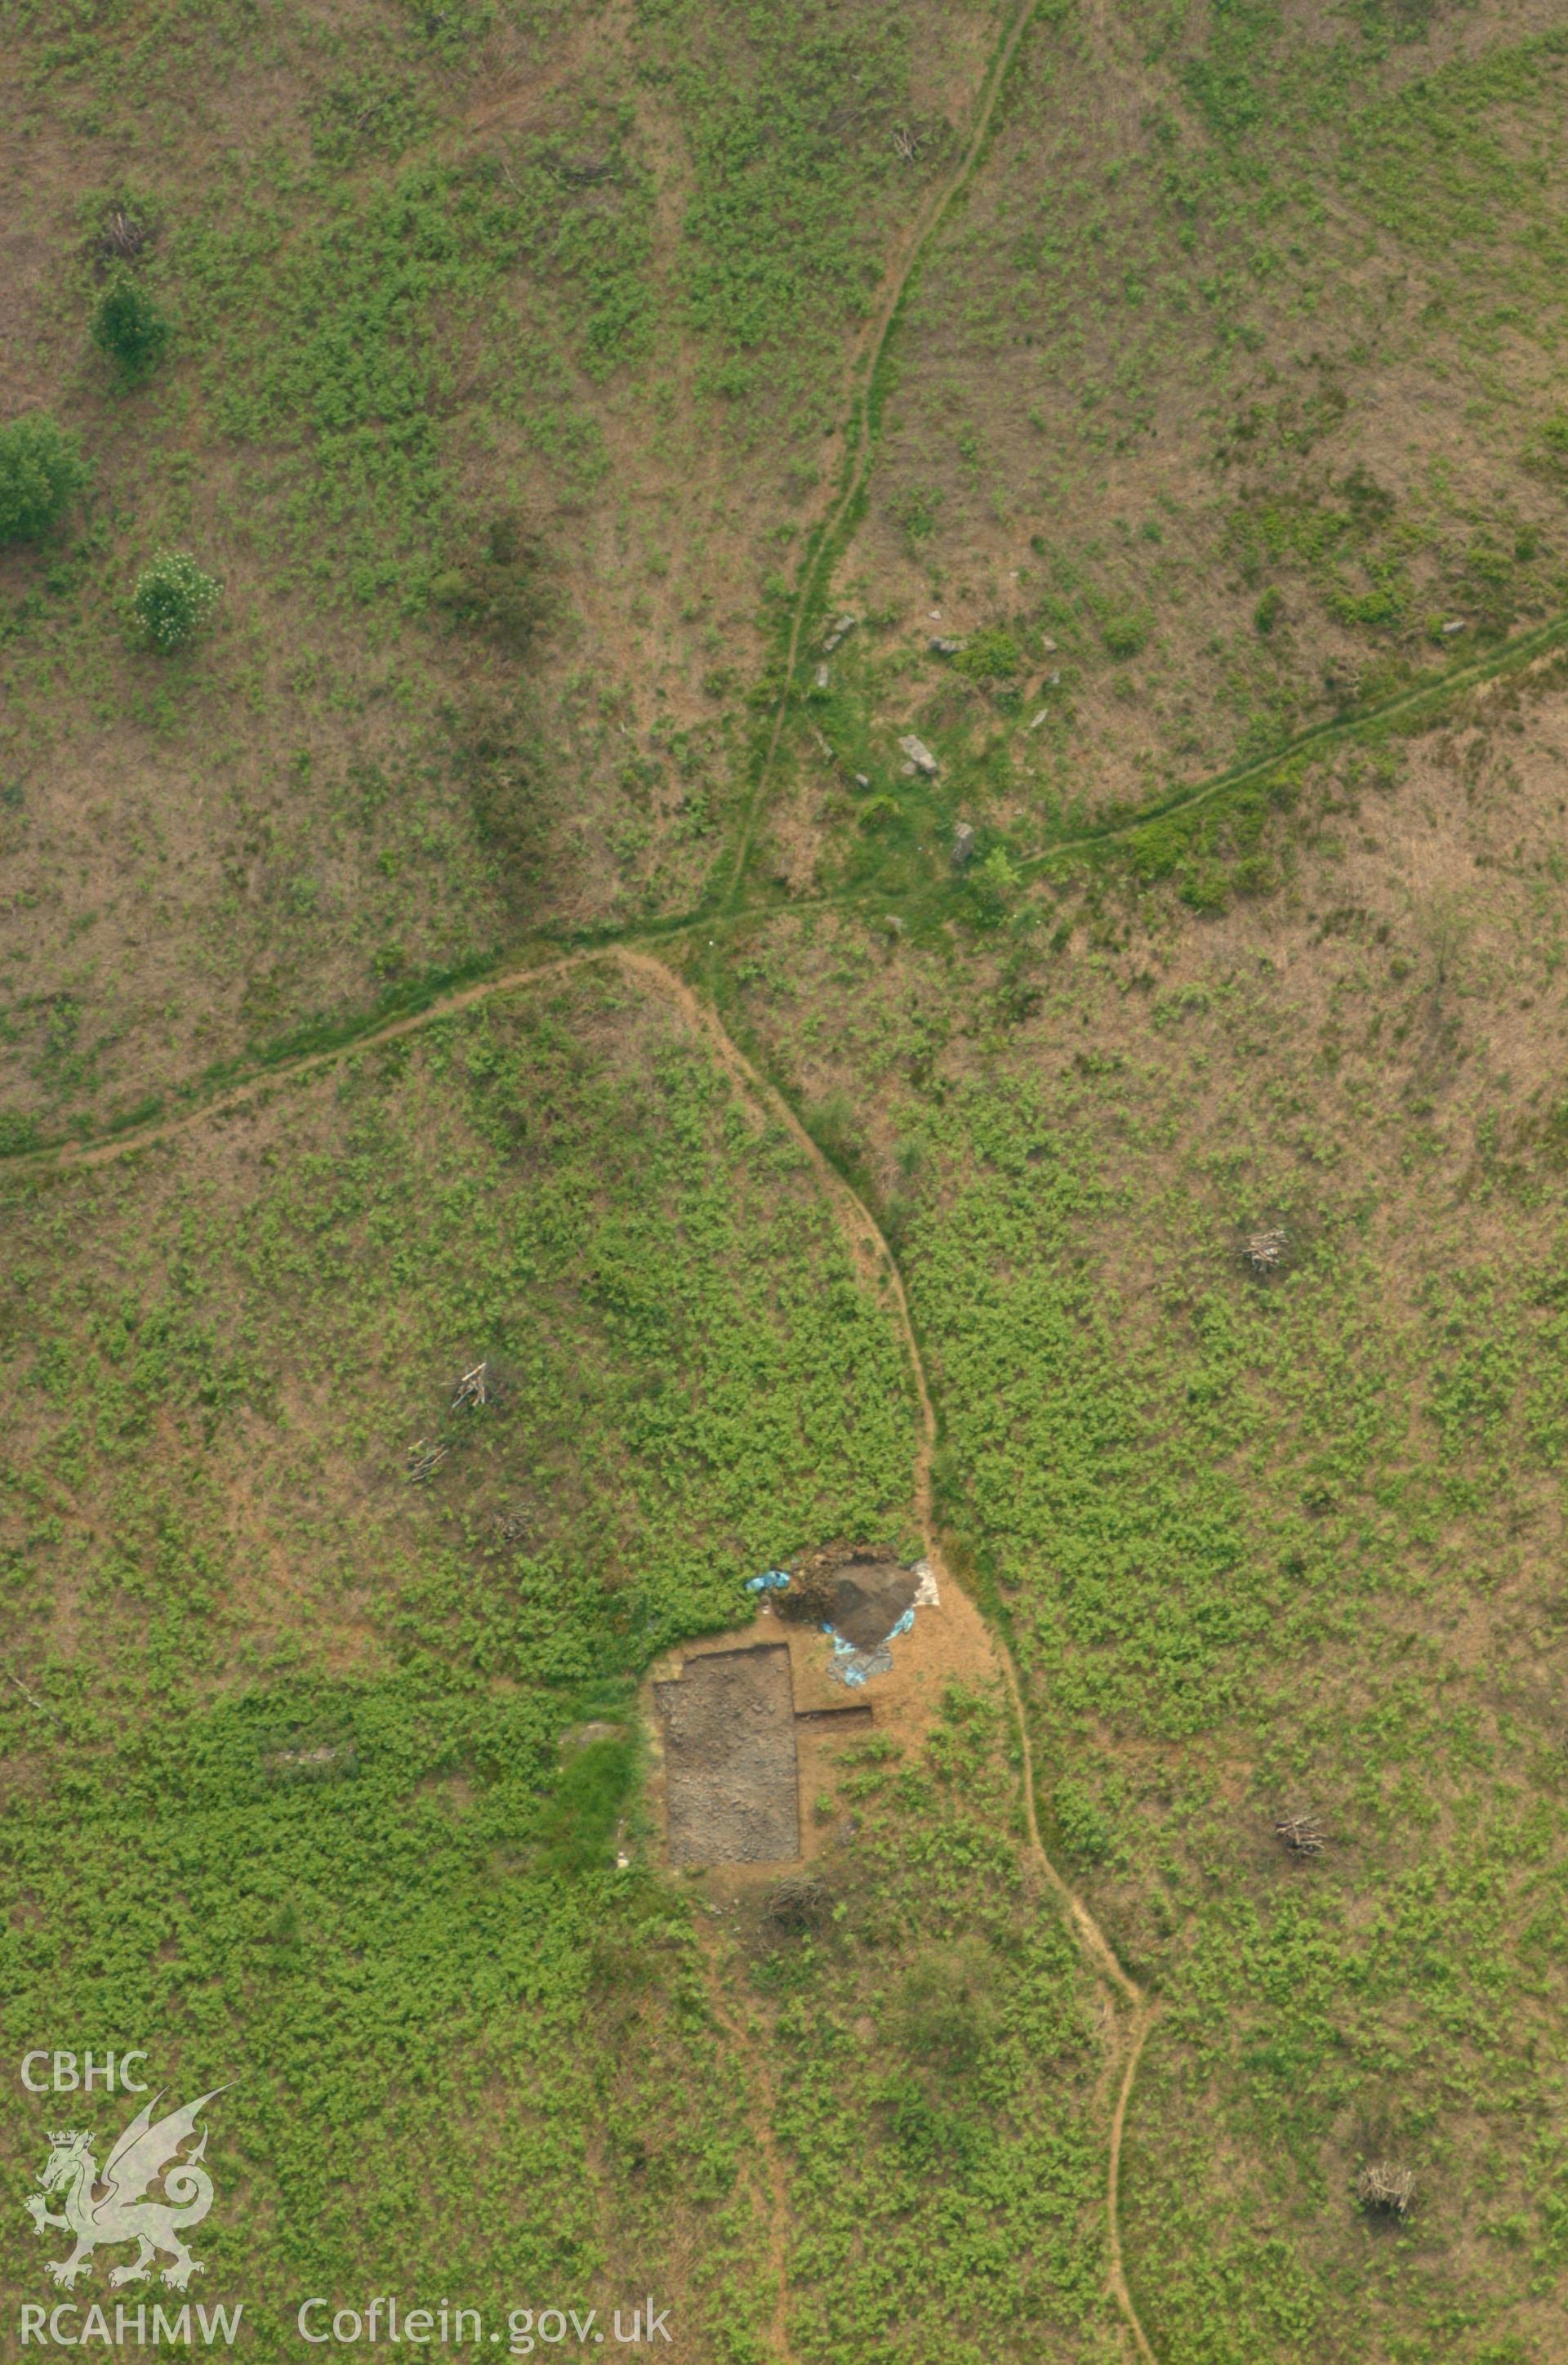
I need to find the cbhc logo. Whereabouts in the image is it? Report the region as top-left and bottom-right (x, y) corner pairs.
(20, 2051), (149, 2092)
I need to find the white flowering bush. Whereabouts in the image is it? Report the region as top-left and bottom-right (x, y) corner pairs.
(131, 548), (221, 653)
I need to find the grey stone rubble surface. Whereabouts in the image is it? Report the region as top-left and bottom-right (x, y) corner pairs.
(951, 821), (977, 868)
(829, 1640), (893, 1686)
(898, 733), (940, 777)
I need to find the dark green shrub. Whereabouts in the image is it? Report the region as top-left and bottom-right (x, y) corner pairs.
(1254, 586), (1284, 635)
(0, 415), (87, 542)
(893, 484), (942, 549)
(964, 844), (1020, 926)
(131, 549), (221, 652)
(430, 517), (549, 653)
(91, 276), (172, 382)
(884, 2076), (982, 2169)
(1054, 1777), (1112, 1863)
(895, 1943), (999, 2072)
(1101, 610), (1150, 660)
(953, 626), (1022, 682)
(804, 1089), (866, 1171)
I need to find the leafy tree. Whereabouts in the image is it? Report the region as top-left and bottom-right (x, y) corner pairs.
(91, 276), (172, 382)
(0, 414), (87, 542)
(131, 548), (221, 652)
(966, 843), (1021, 925)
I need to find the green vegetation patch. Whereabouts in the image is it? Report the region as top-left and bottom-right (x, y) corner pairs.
(0, 964), (917, 2337)
(767, 1689), (1112, 2362)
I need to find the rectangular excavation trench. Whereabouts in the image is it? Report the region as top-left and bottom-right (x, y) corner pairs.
(656, 1644), (801, 1865)
(656, 1642), (879, 1866)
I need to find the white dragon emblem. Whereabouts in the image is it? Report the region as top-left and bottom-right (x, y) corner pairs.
(24, 2088), (225, 2291)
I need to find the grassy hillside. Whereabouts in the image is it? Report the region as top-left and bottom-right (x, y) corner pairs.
(0, 966), (920, 2353)
(6, 3), (1567, 2361)
(719, 652), (1568, 2362)
(755, 0), (1568, 899)
(0, 0), (1002, 1133)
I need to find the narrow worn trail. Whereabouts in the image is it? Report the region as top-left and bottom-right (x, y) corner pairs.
(8, 951), (596, 1176)
(7, 11), (1562, 2356)
(7, 618), (1562, 1183)
(690, 1915), (796, 2363)
(616, 948), (1161, 2365)
(11, 929), (1160, 2355)
(726, 0), (1044, 905)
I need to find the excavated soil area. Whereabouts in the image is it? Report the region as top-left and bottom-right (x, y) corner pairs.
(654, 1642), (801, 1866)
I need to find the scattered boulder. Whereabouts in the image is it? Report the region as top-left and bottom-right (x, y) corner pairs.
(813, 663), (830, 690)
(929, 636), (964, 656)
(951, 821), (977, 869)
(853, 772), (871, 790)
(898, 734), (940, 777)
(1441, 618), (1467, 636)
(822, 613), (858, 652)
(1040, 636), (1058, 654)
(1025, 709), (1049, 734)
